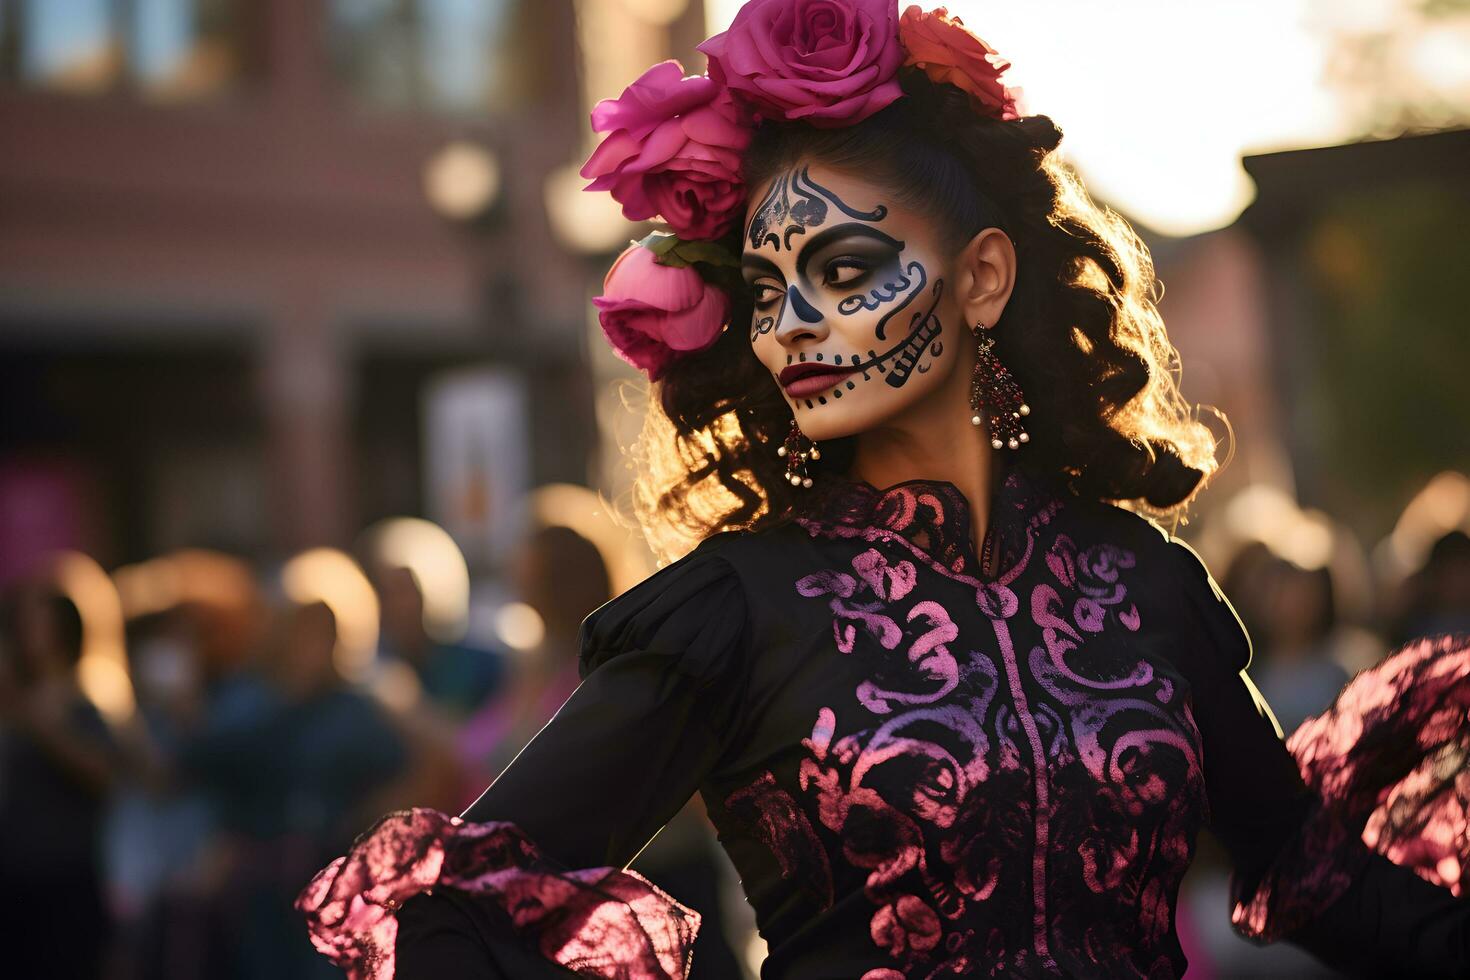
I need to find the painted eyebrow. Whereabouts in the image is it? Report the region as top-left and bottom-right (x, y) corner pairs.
(795, 223), (905, 276)
(740, 254), (782, 280)
(741, 224), (904, 281)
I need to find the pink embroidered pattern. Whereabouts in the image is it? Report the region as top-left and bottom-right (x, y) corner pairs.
(294, 807), (699, 980)
(724, 770), (836, 910)
(1232, 632), (1470, 942)
(773, 473), (1207, 977)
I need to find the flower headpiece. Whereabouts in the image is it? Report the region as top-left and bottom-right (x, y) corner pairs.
(582, 2), (1024, 381)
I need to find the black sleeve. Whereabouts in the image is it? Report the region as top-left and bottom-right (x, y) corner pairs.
(1162, 535), (1470, 977)
(397, 540), (752, 978)
(458, 543), (750, 867)
(396, 889), (581, 979)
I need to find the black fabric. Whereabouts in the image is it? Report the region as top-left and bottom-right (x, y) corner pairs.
(395, 889), (579, 979)
(1155, 536), (1470, 976)
(399, 466), (1470, 978)
(1284, 851), (1470, 978)
(458, 549), (750, 869)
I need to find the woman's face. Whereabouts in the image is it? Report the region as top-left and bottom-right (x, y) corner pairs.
(742, 160), (974, 442)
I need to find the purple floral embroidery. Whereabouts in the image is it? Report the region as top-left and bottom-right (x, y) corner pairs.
(783, 474), (1208, 977)
(797, 559), (905, 655)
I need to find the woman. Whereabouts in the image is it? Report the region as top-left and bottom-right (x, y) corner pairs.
(297, 4), (1470, 977)
(0, 586), (119, 978)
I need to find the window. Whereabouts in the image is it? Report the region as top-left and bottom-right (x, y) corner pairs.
(131, 0), (238, 100)
(328, 0), (531, 115)
(0, 0), (240, 100)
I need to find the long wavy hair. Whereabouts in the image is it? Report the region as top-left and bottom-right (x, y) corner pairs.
(625, 68), (1228, 561)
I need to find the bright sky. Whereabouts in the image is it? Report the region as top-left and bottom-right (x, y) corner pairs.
(704, 0), (1415, 236)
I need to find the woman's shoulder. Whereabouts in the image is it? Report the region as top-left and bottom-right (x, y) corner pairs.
(1056, 491), (1201, 567)
(1060, 494), (1249, 662)
(577, 529), (759, 681)
(1089, 502), (1231, 613)
(1052, 490), (1177, 563)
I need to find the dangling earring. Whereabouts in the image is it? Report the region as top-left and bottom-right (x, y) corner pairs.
(970, 321), (1031, 450)
(778, 418), (819, 488)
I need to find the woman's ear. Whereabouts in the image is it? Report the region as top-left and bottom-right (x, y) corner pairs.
(955, 227), (1017, 329)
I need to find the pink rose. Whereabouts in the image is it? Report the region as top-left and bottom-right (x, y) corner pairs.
(899, 6), (1024, 121)
(580, 60), (753, 240)
(592, 243), (730, 381)
(698, 0), (905, 128)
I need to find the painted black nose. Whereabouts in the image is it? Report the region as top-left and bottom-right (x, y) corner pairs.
(787, 285), (823, 324)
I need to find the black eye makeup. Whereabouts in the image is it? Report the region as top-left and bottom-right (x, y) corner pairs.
(740, 174), (916, 350)
(751, 280), (784, 307)
(742, 223), (904, 309)
(799, 226), (902, 279)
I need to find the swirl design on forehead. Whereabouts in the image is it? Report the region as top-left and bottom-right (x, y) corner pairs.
(747, 166), (889, 253)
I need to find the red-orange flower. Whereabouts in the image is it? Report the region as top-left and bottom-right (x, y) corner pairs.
(898, 6), (1024, 121)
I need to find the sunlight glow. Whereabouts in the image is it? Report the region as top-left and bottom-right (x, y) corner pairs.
(281, 548), (381, 682)
(529, 482), (655, 596)
(360, 517), (472, 643)
(53, 551), (135, 724)
(1376, 470), (1470, 582)
(704, 0), (1367, 235)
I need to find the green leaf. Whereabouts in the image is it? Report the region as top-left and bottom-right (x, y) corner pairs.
(636, 231), (741, 272)
(636, 231), (686, 266)
(670, 240), (741, 269)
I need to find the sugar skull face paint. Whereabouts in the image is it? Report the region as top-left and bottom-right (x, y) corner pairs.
(742, 161), (972, 442)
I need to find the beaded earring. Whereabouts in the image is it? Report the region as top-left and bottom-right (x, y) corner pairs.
(778, 418), (819, 488)
(970, 321), (1031, 450)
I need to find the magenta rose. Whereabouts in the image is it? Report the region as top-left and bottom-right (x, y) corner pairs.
(580, 60), (752, 240)
(592, 243), (730, 381)
(698, 0), (905, 128)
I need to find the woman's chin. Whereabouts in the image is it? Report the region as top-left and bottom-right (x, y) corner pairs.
(790, 412), (858, 443)
(793, 398), (903, 443)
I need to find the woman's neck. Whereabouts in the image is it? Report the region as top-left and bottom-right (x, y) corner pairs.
(846, 388), (1000, 557)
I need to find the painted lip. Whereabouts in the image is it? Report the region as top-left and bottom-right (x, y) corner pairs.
(778, 362), (851, 385)
(781, 364), (856, 399)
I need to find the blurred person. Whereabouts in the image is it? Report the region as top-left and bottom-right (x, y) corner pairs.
(263, 601), (411, 852)
(103, 607), (216, 971)
(375, 563), (508, 722)
(0, 583), (120, 979)
(458, 525), (611, 782)
(1251, 558), (1353, 738)
(127, 608), (207, 743)
(298, 6), (1470, 978)
(1391, 529), (1470, 646)
(1218, 538), (1277, 646)
(132, 598), (411, 980)
(366, 558), (499, 816)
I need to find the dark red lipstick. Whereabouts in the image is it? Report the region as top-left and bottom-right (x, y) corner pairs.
(779, 362), (856, 398)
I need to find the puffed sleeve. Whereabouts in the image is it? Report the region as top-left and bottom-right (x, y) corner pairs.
(1161, 535), (1470, 977)
(458, 540), (751, 865)
(295, 537), (752, 980)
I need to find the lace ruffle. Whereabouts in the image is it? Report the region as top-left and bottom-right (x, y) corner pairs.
(295, 807), (700, 980)
(1231, 632), (1470, 942)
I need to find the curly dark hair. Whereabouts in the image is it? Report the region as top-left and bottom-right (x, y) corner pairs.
(628, 68), (1227, 560)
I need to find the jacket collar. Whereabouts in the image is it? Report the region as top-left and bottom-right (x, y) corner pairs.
(796, 458), (1067, 579)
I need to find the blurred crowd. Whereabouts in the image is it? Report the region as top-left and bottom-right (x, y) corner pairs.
(0, 472), (1467, 979)
(0, 513), (752, 979)
(1175, 472), (1470, 978)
